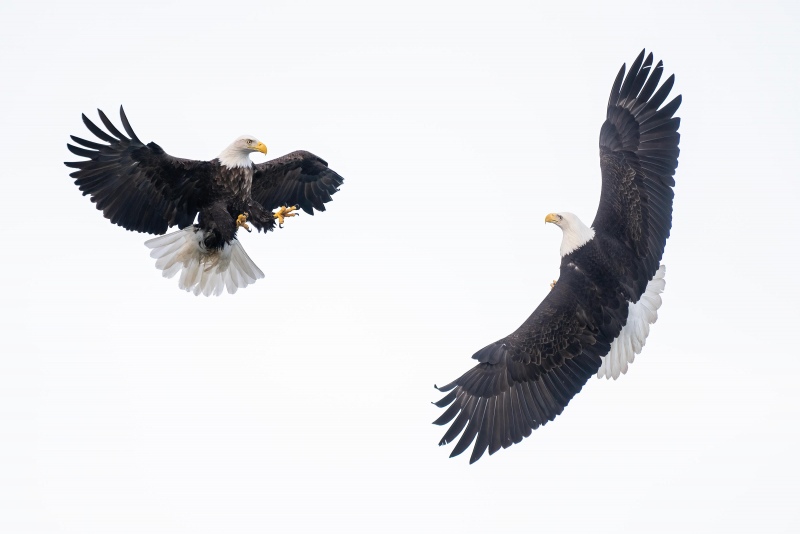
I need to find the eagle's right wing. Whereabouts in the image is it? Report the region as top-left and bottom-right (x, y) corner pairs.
(65, 107), (213, 235)
(433, 267), (629, 463)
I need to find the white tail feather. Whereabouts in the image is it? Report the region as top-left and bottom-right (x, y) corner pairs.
(597, 264), (666, 379)
(144, 227), (264, 296)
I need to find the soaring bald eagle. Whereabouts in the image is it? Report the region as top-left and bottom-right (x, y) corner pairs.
(434, 50), (681, 463)
(65, 107), (343, 295)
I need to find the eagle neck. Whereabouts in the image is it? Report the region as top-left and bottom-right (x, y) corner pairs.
(559, 220), (595, 257)
(218, 148), (254, 169)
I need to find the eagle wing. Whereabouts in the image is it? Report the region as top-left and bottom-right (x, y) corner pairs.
(251, 151), (344, 215)
(65, 107), (213, 234)
(434, 267), (630, 463)
(593, 50), (681, 286)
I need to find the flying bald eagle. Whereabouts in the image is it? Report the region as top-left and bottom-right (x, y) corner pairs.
(434, 50), (681, 463)
(65, 107), (343, 295)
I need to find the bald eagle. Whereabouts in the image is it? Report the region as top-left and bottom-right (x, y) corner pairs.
(65, 107), (343, 295)
(434, 50), (681, 463)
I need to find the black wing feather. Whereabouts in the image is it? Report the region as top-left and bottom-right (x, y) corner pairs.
(65, 106), (213, 234)
(97, 108), (127, 140)
(118, 106), (141, 142)
(251, 150), (344, 216)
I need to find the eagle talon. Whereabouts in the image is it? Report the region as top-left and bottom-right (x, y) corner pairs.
(550, 280), (557, 290)
(273, 205), (299, 227)
(236, 213), (251, 232)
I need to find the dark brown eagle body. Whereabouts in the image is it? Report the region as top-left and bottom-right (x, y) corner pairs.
(196, 161), (266, 250)
(435, 50), (680, 463)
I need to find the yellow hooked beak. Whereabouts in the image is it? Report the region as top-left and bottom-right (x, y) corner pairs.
(545, 213), (559, 224)
(255, 141), (268, 155)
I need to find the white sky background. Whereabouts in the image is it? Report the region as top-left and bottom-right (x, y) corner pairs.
(1, 0), (798, 531)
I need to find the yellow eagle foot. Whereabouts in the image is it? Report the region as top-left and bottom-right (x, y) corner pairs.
(273, 205), (299, 228)
(550, 280), (557, 291)
(236, 213), (251, 232)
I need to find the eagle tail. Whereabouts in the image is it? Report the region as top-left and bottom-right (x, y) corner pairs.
(597, 264), (666, 379)
(144, 227), (264, 296)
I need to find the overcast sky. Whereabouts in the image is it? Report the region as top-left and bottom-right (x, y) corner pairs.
(1, 0), (798, 532)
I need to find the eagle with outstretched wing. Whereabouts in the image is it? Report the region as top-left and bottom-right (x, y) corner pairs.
(65, 107), (343, 295)
(434, 50), (681, 463)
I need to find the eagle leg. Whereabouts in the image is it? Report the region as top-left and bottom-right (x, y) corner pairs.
(550, 280), (557, 291)
(236, 212), (252, 233)
(273, 205), (299, 228)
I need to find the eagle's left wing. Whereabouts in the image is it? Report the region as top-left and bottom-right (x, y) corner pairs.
(251, 151), (344, 216)
(592, 50), (681, 287)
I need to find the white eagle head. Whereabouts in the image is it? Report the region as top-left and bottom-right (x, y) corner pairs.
(218, 135), (268, 168)
(545, 212), (596, 257)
